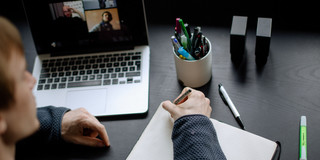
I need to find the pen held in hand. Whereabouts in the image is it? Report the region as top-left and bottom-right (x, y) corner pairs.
(173, 89), (192, 105)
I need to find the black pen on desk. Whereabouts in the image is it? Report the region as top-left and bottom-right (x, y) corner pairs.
(218, 83), (245, 130)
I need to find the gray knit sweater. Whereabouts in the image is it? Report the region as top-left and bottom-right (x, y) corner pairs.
(172, 115), (227, 160)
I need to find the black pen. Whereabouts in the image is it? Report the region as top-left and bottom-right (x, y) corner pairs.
(202, 36), (208, 56)
(191, 26), (200, 54)
(218, 83), (245, 130)
(194, 32), (202, 49)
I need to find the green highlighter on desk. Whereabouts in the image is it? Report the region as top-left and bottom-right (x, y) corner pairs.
(300, 116), (307, 160)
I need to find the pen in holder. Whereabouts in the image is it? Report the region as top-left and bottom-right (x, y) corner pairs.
(171, 19), (212, 88)
(172, 37), (212, 88)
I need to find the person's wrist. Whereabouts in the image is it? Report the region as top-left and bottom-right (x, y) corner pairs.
(174, 114), (208, 123)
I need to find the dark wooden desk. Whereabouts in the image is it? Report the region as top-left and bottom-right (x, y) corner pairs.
(146, 25), (320, 160)
(4, 4), (320, 160)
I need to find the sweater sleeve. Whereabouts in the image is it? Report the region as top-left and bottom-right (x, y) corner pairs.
(172, 115), (227, 160)
(17, 106), (70, 146)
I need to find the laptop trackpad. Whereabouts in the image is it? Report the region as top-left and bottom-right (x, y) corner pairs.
(66, 89), (107, 115)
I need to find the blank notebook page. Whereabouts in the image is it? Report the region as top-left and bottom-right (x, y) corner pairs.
(127, 104), (277, 160)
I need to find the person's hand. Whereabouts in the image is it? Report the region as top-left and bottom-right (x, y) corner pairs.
(64, 6), (72, 12)
(68, 7), (81, 15)
(162, 87), (212, 121)
(69, 7), (76, 13)
(65, 6), (77, 14)
(68, 7), (85, 21)
(61, 108), (110, 147)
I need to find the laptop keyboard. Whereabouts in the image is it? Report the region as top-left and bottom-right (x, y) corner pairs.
(37, 52), (142, 91)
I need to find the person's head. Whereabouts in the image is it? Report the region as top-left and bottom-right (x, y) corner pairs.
(102, 11), (112, 22)
(63, 5), (72, 18)
(0, 17), (39, 147)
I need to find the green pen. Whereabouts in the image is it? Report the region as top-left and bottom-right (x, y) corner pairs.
(178, 19), (192, 52)
(300, 116), (307, 160)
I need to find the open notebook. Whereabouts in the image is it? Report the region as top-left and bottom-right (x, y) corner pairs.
(127, 104), (280, 160)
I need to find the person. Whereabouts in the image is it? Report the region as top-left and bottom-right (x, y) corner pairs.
(0, 16), (109, 160)
(98, 0), (115, 9)
(99, 0), (107, 9)
(62, 5), (85, 21)
(0, 16), (224, 159)
(90, 11), (114, 32)
(162, 87), (227, 159)
(53, 5), (87, 40)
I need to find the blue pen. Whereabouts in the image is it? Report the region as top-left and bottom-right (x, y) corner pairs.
(178, 47), (195, 60)
(171, 37), (195, 60)
(171, 36), (185, 59)
(171, 36), (180, 52)
(178, 47), (196, 60)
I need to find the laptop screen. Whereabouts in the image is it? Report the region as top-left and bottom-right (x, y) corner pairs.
(23, 0), (148, 55)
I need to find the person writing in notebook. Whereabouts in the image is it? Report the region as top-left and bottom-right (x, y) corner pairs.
(162, 87), (227, 160)
(0, 16), (222, 160)
(0, 17), (109, 160)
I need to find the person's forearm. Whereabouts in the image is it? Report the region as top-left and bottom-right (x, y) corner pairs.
(172, 115), (227, 160)
(17, 106), (70, 146)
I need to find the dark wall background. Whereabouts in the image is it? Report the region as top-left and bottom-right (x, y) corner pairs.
(144, 0), (320, 30)
(0, 0), (319, 30)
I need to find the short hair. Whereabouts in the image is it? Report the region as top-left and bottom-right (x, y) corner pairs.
(0, 16), (24, 109)
(102, 11), (112, 21)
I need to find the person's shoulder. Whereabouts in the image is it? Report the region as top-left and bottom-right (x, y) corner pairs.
(90, 23), (101, 32)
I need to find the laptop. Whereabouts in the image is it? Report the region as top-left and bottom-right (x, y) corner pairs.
(22, 0), (150, 117)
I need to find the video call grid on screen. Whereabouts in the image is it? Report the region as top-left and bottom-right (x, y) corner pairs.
(23, 0), (148, 54)
(49, 0), (120, 33)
